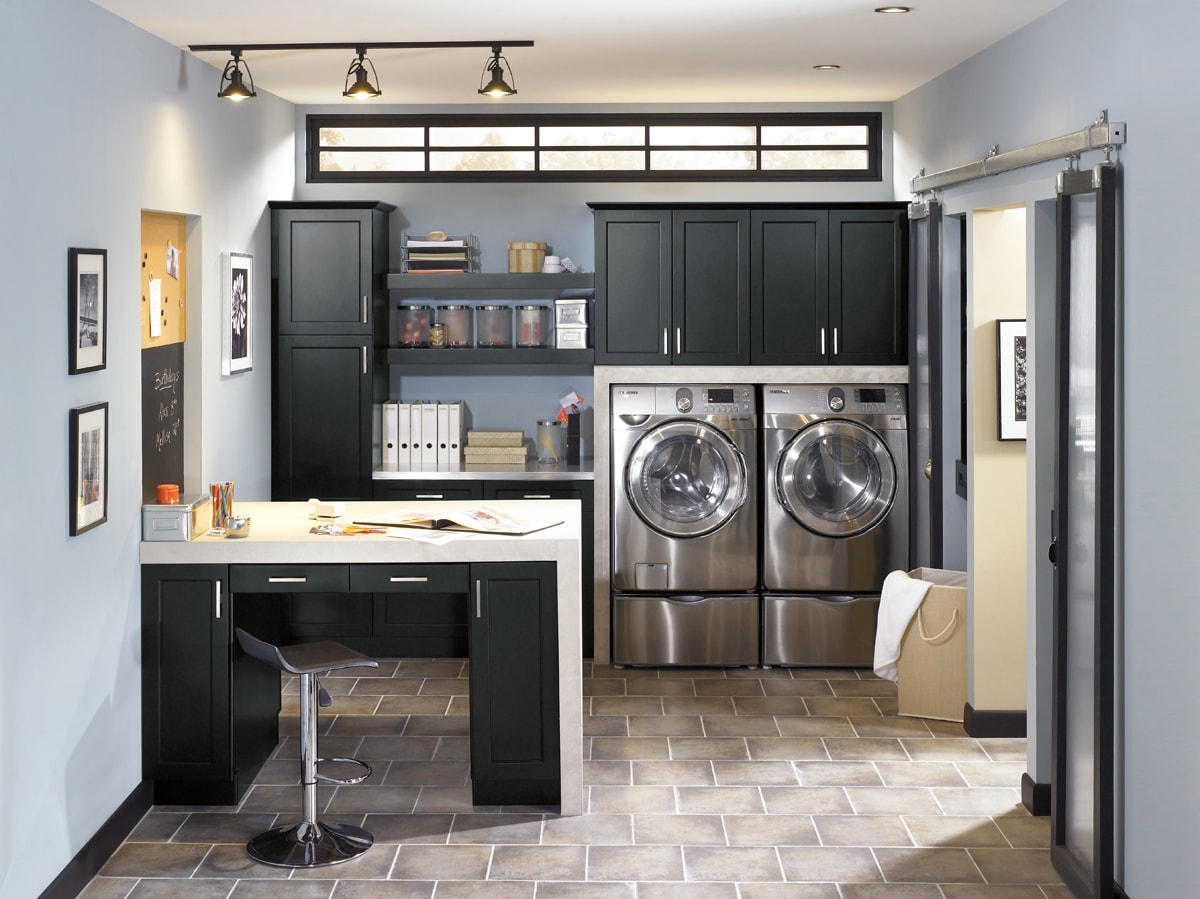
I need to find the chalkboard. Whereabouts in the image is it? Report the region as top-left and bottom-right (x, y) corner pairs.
(142, 342), (185, 503)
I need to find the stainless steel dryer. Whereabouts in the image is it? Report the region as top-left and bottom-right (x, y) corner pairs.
(761, 384), (909, 666)
(611, 384), (759, 666)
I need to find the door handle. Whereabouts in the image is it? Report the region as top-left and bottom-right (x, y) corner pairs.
(362, 295), (368, 324)
(820, 328), (826, 355)
(1048, 540), (1058, 565)
(362, 345), (368, 374)
(676, 327), (681, 355)
(475, 580), (482, 618)
(662, 327), (668, 355)
(215, 580), (222, 619)
(833, 327), (839, 356)
(924, 459), (933, 480)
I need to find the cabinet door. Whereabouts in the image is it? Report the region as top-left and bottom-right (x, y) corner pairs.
(274, 336), (373, 501)
(673, 209), (751, 365)
(141, 565), (233, 801)
(594, 209), (672, 365)
(469, 562), (560, 805)
(829, 208), (907, 365)
(752, 210), (829, 365)
(356, 564), (470, 657)
(273, 207), (379, 336)
(372, 480), (484, 502)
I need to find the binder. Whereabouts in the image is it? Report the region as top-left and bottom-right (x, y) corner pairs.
(446, 401), (463, 463)
(408, 402), (423, 467)
(420, 402), (439, 465)
(382, 401), (399, 466)
(436, 402), (451, 466)
(396, 402), (412, 465)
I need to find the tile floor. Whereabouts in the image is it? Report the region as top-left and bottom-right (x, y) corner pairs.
(83, 660), (1070, 898)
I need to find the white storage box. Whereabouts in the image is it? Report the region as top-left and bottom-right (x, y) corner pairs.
(554, 298), (588, 326)
(556, 324), (588, 349)
(897, 568), (967, 722)
(142, 494), (212, 541)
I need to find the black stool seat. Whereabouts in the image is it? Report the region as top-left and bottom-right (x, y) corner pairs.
(235, 627), (379, 868)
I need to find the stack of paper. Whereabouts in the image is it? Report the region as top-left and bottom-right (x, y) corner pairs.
(464, 430), (527, 463)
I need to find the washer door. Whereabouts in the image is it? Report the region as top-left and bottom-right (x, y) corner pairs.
(776, 419), (897, 537)
(625, 420), (747, 538)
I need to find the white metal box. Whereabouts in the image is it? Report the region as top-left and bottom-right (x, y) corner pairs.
(555, 324), (588, 349)
(142, 494), (212, 541)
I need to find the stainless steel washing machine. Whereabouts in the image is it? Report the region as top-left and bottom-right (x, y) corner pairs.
(611, 384), (759, 666)
(761, 384), (909, 666)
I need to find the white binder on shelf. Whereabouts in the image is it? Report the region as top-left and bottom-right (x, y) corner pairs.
(436, 403), (451, 466)
(420, 402), (439, 465)
(408, 402), (423, 467)
(446, 401), (463, 463)
(382, 401), (400, 466)
(396, 402), (412, 465)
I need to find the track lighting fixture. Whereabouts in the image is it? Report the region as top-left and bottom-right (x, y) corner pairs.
(343, 48), (381, 99)
(189, 41), (533, 102)
(218, 50), (256, 101)
(478, 46), (517, 97)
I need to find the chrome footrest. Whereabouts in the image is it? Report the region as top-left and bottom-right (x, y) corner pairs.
(314, 756), (372, 785)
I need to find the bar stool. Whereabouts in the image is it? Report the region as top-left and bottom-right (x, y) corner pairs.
(235, 627), (379, 867)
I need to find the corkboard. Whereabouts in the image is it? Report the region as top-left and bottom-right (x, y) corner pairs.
(140, 211), (187, 348)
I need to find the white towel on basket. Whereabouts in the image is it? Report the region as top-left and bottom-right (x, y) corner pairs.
(873, 569), (933, 682)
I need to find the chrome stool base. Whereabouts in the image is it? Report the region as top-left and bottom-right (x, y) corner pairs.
(247, 819), (374, 868)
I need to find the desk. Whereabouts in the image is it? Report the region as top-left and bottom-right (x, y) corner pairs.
(141, 500), (583, 815)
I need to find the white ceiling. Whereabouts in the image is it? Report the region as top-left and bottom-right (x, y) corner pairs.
(92, 0), (1066, 106)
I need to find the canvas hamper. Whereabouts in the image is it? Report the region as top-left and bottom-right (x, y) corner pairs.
(897, 568), (967, 722)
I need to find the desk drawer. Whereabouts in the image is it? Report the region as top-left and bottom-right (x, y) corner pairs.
(230, 565), (350, 593)
(351, 563), (468, 593)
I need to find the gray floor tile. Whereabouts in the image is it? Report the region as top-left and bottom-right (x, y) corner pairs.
(587, 844), (685, 881)
(682, 845), (784, 881)
(632, 813), (727, 846)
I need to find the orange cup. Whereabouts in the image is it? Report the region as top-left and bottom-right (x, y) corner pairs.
(156, 484), (180, 504)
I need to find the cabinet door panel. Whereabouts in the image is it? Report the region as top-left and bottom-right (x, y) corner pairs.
(274, 336), (371, 501)
(275, 210), (372, 335)
(752, 210), (828, 365)
(673, 210), (750, 365)
(829, 209), (907, 365)
(594, 210), (671, 364)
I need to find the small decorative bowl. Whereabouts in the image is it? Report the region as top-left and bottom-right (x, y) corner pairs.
(225, 516), (252, 538)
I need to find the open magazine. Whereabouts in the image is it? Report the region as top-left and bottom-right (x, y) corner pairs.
(353, 504), (563, 536)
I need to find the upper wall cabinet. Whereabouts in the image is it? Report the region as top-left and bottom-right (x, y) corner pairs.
(593, 208), (750, 366)
(270, 201), (395, 336)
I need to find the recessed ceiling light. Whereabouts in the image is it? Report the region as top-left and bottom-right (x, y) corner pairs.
(875, 6), (912, 12)
(812, 64), (841, 70)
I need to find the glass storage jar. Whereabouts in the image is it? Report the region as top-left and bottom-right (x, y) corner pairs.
(396, 304), (433, 347)
(516, 304), (553, 347)
(476, 304), (513, 347)
(438, 304), (472, 347)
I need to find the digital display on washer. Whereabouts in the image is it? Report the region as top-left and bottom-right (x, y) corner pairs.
(706, 388), (735, 404)
(856, 388), (887, 404)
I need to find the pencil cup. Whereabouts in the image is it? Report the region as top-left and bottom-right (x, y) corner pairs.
(210, 481), (234, 534)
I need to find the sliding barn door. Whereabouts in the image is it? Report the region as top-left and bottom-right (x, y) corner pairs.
(908, 199), (943, 568)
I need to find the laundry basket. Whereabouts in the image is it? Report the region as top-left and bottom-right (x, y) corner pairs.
(897, 568), (967, 722)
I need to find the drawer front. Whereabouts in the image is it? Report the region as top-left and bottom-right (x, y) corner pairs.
(373, 481), (483, 502)
(230, 564), (350, 593)
(485, 480), (593, 510)
(350, 563), (469, 594)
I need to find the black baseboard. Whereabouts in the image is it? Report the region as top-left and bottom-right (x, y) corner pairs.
(962, 704), (1027, 738)
(1021, 772), (1051, 816)
(38, 780), (152, 899)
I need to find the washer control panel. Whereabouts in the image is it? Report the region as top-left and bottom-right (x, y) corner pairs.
(695, 385), (754, 414)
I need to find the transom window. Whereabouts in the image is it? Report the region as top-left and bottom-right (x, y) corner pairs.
(306, 113), (881, 183)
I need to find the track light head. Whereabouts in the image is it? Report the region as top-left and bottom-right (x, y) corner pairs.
(343, 48), (382, 99)
(218, 50), (257, 100)
(478, 46), (517, 97)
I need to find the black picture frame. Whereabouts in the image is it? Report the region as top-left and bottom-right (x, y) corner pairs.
(997, 318), (1028, 441)
(68, 248), (108, 374)
(69, 401), (109, 535)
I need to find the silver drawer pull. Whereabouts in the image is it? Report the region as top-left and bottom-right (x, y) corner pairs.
(215, 580), (222, 619)
(268, 576), (307, 583)
(524, 494), (552, 499)
(362, 295), (368, 323)
(475, 580), (482, 618)
(389, 576), (428, 583)
(415, 493), (443, 499)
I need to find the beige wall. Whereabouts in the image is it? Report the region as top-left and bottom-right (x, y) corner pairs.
(969, 206), (1028, 710)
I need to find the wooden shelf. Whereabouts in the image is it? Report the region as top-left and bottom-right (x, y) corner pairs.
(386, 272), (594, 296)
(383, 347), (593, 365)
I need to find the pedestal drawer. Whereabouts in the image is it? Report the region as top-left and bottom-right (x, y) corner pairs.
(230, 564), (350, 593)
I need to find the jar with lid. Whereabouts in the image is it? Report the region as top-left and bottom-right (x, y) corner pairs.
(429, 321), (446, 348)
(476, 305), (513, 347)
(516, 305), (552, 347)
(396, 304), (433, 347)
(438, 304), (472, 347)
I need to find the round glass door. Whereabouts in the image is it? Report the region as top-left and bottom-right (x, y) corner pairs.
(625, 420), (747, 538)
(776, 419), (896, 537)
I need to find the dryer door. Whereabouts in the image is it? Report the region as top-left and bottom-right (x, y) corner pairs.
(625, 420), (747, 538)
(776, 419), (897, 537)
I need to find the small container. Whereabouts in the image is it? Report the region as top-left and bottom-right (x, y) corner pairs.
(476, 305), (513, 347)
(439, 305), (472, 347)
(554, 298), (588, 326)
(542, 254), (564, 273)
(156, 483), (180, 504)
(429, 321), (446, 348)
(508, 241), (546, 273)
(516, 305), (553, 347)
(396, 304), (433, 347)
(225, 516), (252, 538)
(143, 494), (212, 541)
(210, 481), (234, 534)
(556, 324), (589, 349)
(536, 420), (563, 463)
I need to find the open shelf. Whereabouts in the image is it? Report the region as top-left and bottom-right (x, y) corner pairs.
(386, 272), (594, 296)
(383, 347), (593, 366)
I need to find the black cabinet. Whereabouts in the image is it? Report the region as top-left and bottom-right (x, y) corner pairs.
(469, 562), (560, 806)
(752, 207), (907, 365)
(270, 202), (393, 501)
(141, 565), (280, 805)
(594, 208), (749, 365)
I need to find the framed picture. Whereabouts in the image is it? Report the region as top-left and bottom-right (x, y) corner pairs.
(68, 248), (107, 374)
(222, 251), (254, 374)
(69, 401), (109, 535)
(997, 318), (1028, 441)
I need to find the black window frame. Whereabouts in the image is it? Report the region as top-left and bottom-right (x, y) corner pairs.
(306, 111), (882, 183)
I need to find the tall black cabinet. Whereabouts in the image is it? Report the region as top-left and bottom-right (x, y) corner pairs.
(270, 201), (394, 500)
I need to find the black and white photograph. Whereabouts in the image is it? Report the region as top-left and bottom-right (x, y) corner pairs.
(69, 401), (108, 535)
(997, 318), (1028, 441)
(222, 251), (254, 374)
(68, 248), (107, 374)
